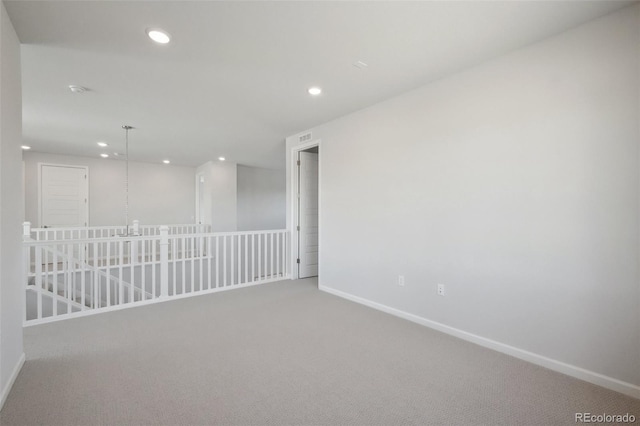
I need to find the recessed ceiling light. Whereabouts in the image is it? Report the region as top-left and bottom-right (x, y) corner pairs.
(308, 87), (322, 96)
(21, 145), (31, 150)
(68, 85), (87, 93)
(100, 153), (109, 158)
(163, 160), (170, 164)
(146, 28), (171, 44)
(97, 142), (108, 147)
(218, 157), (225, 161)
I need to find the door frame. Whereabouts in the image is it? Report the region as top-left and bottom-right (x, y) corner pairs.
(38, 163), (89, 228)
(289, 139), (321, 280)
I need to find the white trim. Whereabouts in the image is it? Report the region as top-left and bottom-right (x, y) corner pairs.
(319, 284), (640, 400)
(0, 352), (25, 411)
(38, 163), (90, 228)
(288, 139), (321, 280)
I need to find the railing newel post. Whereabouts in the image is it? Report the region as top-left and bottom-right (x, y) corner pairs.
(160, 225), (169, 298)
(22, 222), (31, 324)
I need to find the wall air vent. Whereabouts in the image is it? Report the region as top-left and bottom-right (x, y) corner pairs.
(299, 132), (312, 143)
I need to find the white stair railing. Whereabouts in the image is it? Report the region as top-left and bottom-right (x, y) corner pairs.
(23, 223), (289, 325)
(25, 241), (151, 321)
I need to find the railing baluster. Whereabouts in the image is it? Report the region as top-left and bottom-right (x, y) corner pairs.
(35, 247), (43, 320)
(129, 240), (134, 303)
(251, 234), (255, 283)
(104, 241), (110, 307)
(69, 243), (75, 313)
(276, 232), (280, 279)
(207, 236), (212, 291)
(44, 246), (49, 317)
(229, 235), (236, 285)
(181, 237), (186, 295)
(270, 232), (274, 280)
(285, 231), (288, 277)
(152, 239), (157, 298)
(190, 236), (195, 293)
(244, 234), (248, 284)
(223, 236), (227, 287)
(81, 242), (86, 310)
(141, 239), (146, 300)
(62, 244), (67, 301)
(118, 240), (124, 304)
(215, 236), (219, 288)
(263, 234), (268, 281)
(92, 269), (97, 310)
(89, 242), (97, 309)
(198, 236), (203, 292)
(52, 244), (58, 316)
(258, 234), (262, 281)
(236, 235), (241, 285)
(159, 226), (169, 298)
(172, 238), (177, 296)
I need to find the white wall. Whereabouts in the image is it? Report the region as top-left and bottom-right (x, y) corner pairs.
(196, 161), (237, 231)
(23, 152), (196, 226)
(0, 1), (24, 409)
(287, 5), (640, 394)
(237, 165), (285, 231)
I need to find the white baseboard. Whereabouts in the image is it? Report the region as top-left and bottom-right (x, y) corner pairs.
(319, 284), (640, 400)
(0, 352), (25, 411)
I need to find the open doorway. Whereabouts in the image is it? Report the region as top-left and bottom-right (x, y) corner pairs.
(297, 147), (319, 278)
(289, 140), (320, 281)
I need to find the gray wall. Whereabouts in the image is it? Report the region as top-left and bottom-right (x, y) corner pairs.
(195, 161), (237, 231)
(287, 5), (640, 388)
(23, 152), (196, 227)
(0, 1), (24, 406)
(237, 165), (285, 231)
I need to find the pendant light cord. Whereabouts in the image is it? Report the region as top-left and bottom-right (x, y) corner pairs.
(123, 125), (133, 235)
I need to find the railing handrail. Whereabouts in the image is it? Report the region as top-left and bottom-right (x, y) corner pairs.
(24, 229), (288, 246)
(30, 223), (207, 231)
(27, 222), (213, 241)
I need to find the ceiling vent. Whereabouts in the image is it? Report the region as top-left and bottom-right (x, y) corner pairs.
(299, 132), (312, 143)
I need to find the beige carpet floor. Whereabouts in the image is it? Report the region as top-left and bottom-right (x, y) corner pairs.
(1, 278), (638, 425)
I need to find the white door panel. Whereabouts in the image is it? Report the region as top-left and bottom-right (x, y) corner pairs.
(298, 151), (318, 278)
(40, 165), (88, 228)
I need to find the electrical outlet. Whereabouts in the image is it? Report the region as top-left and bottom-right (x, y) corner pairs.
(437, 284), (445, 296)
(398, 275), (405, 286)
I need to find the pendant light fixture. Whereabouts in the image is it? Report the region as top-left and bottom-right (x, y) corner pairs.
(122, 125), (135, 236)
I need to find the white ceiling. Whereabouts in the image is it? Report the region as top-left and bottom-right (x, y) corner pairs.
(5, 0), (636, 169)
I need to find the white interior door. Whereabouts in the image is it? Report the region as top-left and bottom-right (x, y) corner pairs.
(40, 164), (88, 227)
(196, 173), (206, 224)
(298, 151), (318, 278)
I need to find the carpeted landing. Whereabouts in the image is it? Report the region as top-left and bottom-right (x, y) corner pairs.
(1, 278), (638, 425)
